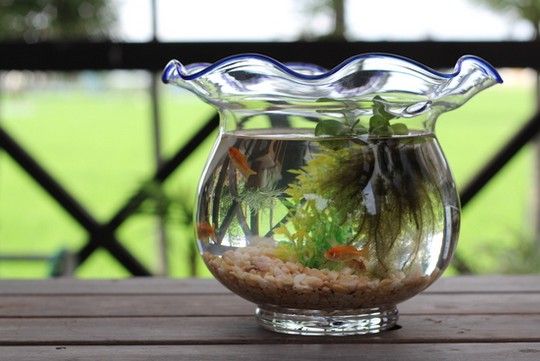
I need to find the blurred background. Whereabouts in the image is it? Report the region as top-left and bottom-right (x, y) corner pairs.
(0, 0), (539, 278)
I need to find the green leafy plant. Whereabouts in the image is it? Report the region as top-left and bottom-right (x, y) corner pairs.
(276, 137), (442, 275)
(236, 186), (284, 212)
(273, 97), (443, 276)
(315, 96), (409, 137)
(275, 154), (357, 268)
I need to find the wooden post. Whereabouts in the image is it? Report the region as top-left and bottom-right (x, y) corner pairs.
(149, 0), (169, 276)
(534, 73), (540, 247)
(533, 27), (540, 249)
(331, 0), (346, 40)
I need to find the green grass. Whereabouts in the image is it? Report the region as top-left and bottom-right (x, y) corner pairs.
(437, 86), (536, 273)
(0, 84), (536, 278)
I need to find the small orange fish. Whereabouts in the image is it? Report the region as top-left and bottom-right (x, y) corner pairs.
(324, 245), (368, 271)
(197, 222), (216, 242)
(324, 245), (367, 261)
(228, 147), (257, 178)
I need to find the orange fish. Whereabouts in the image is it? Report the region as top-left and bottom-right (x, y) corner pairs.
(324, 245), (368, 271)
(324, 245), (367, 261)
(228, 147), (257, 178)
(197, 222), (216, 242)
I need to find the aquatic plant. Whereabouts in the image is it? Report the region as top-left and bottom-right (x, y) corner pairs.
(274, 98), (443, 275)
(275, 136), (442, 275)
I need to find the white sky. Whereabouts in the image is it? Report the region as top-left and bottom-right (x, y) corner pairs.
(116, 0), (534, 42)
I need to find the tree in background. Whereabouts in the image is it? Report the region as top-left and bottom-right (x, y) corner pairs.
(299, 0), (346, 40)
(475, 0), (540, 38)
(0, 0), (116, 41)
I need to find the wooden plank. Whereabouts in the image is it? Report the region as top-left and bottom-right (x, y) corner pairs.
(1, 275), (539, 295)
(0, 293), (539, 318)
(427, 275), (540, 293)
(1, 343), (540, 361)
(0, 315), (539, 345)
(0, 278), (229, 295)
(0, 294), (251, 317)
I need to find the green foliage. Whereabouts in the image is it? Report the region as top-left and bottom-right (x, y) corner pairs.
(275, 146), (363, 269)
(391, 123), (409, 135)
(236, 186), (284, 212)
(275, 210), (352, 269)
(497, 240), (540, 273)
(277, 97), (435, 273)
(276, 135), (442, 276)
(276, 149), (358, 268)
(137, 181), (193, 225)
(314, 96), (409, 137)
(314, 119), (348, 136)
(0, 0), (116, 41)
(369, 96), (409, 136)
(474, 0), (540, 36)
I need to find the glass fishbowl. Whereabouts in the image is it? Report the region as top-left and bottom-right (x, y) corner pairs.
(162, 53), (502, 335)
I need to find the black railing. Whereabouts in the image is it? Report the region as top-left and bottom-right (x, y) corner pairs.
(0, 40), (538, 276)
(2, 41), (540, 70)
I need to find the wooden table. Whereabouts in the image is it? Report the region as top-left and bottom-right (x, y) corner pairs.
(0, 276), (539, 360)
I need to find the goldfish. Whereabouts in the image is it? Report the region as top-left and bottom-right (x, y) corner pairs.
(197, 222), (216, 243)
(228, 147), (257, 178)
(324, 245), (368, 271)
(324, 245), (367, 261)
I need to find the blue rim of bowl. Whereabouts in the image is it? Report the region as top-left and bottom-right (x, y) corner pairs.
(162, 52), (503, 84)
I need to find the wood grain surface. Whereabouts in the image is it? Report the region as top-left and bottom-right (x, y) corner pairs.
(1, 344), (539, 361)
(0, 293), (538, 317)
(1, 275), (539, 295)
(0, 276), (539, 360)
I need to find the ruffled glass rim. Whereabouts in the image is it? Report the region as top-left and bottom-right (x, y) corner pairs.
(162, 52), (503, 84)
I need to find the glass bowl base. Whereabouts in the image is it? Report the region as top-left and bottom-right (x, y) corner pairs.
(255, 304), (398, 336)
